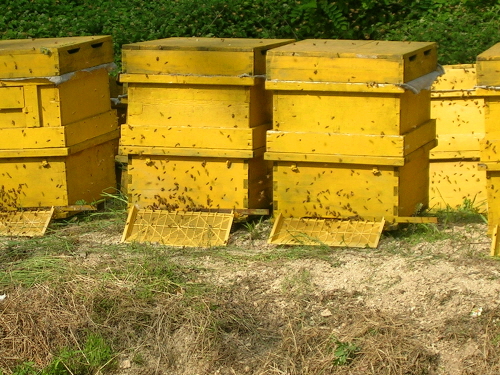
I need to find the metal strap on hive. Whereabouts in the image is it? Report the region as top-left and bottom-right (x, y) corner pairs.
(0, 207), (54, 237)
(122, 205), (234, 247)
(268, 213), (385, 248)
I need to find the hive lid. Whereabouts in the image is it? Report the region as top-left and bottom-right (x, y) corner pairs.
(122, 37), (294, 76)
(0, 36), (114, 79)
(267, 39), (437, 84)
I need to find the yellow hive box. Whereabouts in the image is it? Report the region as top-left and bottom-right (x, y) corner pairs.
(266, 39), (437, 85)
(430, 64), (485, 159)
(0, 36), (113, 79)
(126, 153), (272, 211)
(119, 37), (294, 133)
(429, 160), (487, 211)
(0, 138), (118, 209)
(271, 146), (432, 222)
(0, 67), (116, 149)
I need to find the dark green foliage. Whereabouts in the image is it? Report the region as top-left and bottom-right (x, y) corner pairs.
(1, 0), (500, 66)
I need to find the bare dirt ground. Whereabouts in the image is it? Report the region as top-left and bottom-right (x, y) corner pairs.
(1, 219), (500, 374)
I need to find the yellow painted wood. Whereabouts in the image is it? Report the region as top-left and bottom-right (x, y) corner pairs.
(0, 67), (113, 129)
(122, 37), (294, 76)
(272, 146), (431, 221)
(120, 123), (268, 151)
(119, 146), (261, 159)
(429, 159), (487, 212)
(264, 151), (406, 166)
(0, 36), (113, 78)
(266, 80), (405, 93)
(120, 73), (256, 86)
(430, 64), (485, 158)
(272, 90), (430, 135)
(431, 64), (477, 92)
(0, 140), (117, 208)
(477, 43), (500, 86)
(0, 129), (119, 158)
(126, 80), (270, 128)
(127, 155), (272, 210)
(271, 160), (398, 220)
(266, 120), (435, 158)
(0, 110), (117, 149)
(267, 39), (437, 84)
(485, 172), (500, 234)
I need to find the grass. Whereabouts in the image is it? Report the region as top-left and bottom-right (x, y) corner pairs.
(0, 202), (496, 374)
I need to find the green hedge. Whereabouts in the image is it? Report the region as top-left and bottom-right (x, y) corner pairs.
(1, 0), (500, 68)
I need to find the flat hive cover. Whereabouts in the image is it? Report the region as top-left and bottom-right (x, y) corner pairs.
(122, 37), (294, 76)
(0, 36), (113, 78)
(267, 39), (437, 84)
(122, 206), (234, 247)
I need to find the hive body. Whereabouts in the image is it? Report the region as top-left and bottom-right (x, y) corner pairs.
(429, 64), (487, 211)
(119, 37), (294, 211)
(265, 39), (438, 223)
(0, 36), (118, 210)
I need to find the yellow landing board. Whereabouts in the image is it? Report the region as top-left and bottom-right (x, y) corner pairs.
(122, 206), (233, 247)
(268, 214), (385, 248)
(0, 207), (54, 237)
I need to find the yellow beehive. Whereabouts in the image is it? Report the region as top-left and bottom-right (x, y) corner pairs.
(477, 43), (500, 234)
(429, 64), (487, 210)
(265, 39), (439, 223)
(119, 38), (293, 212)
(0, 36), (118, 211)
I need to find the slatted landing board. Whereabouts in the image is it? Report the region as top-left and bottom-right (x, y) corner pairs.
(269, 214), (385, 248)
(122, 206), (234, 247)
(0, 207), (54, 237)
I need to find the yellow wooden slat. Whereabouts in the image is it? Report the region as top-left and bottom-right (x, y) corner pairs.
(122, 206), (234, 247)
(264, 151), (406, 166)
(265, 80), (405, 93)
(120, 123), (269, 151)
(122, 37), (294, 76)
(118, 146), (261, 159)
(429, 160), (487, 211)
(120, 73), (256, 86)
(0, 86), (24, 109)
(266, 120), (435, 158)
(0, 129), (119, 158)
(268, 213), (385, 248)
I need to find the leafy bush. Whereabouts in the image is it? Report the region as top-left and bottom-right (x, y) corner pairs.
(1, 0), (500, 66)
